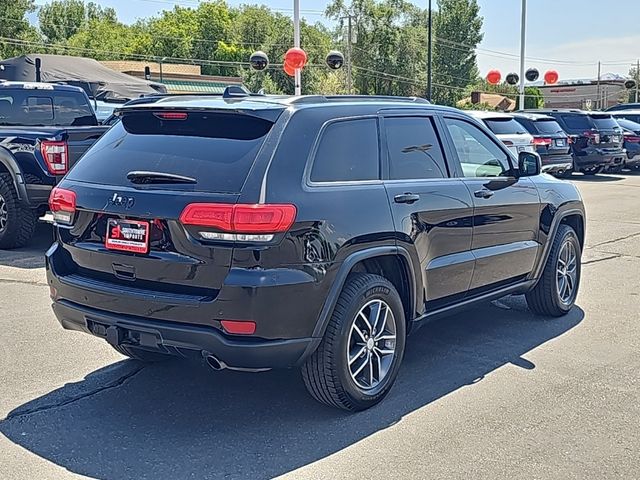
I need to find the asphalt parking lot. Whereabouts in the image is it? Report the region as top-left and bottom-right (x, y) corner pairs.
(0, 173), (638, 480)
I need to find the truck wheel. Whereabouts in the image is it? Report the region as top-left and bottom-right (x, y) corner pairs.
(302, 273), (406, 411)
(111, 344), (172, 362)
(526, 224), (581, 317)
(0, 174), (37, 249)
(581, 166), (602, 175)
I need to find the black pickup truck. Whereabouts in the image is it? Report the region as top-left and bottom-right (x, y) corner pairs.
(0, 82), (108, 248)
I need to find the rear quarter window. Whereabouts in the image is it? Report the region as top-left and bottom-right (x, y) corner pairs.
(310, 118), (379, 183)
(66, 111), (277, 193)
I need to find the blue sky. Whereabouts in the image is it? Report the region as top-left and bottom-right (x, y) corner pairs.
(34, 0), (640, 80)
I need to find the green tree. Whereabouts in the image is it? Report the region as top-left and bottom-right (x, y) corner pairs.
(327, 0), (428, 96)
(65, 19), (151, 59)
(515, 86), (544, 110)
(432, 0), (483, 106)
(0, 0), (40, 58)
(38, 0), (116, 43)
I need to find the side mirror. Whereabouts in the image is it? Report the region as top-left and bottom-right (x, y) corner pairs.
(518, 151), (541, 177)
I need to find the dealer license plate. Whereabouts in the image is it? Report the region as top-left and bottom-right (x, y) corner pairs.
(105, 218), (150, 254)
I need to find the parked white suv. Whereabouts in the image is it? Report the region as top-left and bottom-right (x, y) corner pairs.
(469, 111), (535, 157)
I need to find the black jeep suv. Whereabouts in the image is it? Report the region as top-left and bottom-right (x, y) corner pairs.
(46, 95), (585, 411)
(523, 109), (624, 174)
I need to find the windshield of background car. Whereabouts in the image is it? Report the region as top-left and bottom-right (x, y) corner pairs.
(0, 88), (96, 126)
(533, 119), (564, 135)
(483, 117), (528, 135)
(560, 114), (592, 132)
(590, 115), (619, 130)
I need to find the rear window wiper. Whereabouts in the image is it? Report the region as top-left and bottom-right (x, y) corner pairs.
(127, 171), (197, 185)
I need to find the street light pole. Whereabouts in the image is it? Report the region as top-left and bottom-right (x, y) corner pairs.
(518, 0), (526, 109)
(293, 0), (301, 95)
(427, 0), (432, 101)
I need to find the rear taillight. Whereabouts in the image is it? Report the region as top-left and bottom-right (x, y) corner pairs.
(48, 187), (76, 225)
(533, 137), (552, 146)
(583, 131), (600, 144)
(180, 203), (297, 242)
(41, 140), (68, 175)
(624, 132), (640, 143)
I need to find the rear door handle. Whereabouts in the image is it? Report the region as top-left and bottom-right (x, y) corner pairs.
(394, 193), (420, 204)
(474, 189), (494, 199)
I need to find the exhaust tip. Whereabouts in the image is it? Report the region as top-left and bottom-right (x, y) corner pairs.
(206, 355), (225, 371)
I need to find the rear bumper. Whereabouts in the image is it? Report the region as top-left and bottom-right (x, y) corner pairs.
(626, 154), (640, 167)
(540, 154), (573, 174)
(572, 149), (624, 170)
(51, 299), (316, 369)
(46, 240), (328, 368)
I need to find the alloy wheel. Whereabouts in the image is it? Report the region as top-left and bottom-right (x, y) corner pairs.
(556, 240), (578, 305)
(347, 299), (397, 390)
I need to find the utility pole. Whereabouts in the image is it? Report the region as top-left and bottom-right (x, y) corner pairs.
(346, 15), (353, 94)
(518, 0), (526, 109)
(596, 61), (601, 110)
(293, 0), (301, 95)
(427, 0), (432, 101)
(635, 59), (640, 103)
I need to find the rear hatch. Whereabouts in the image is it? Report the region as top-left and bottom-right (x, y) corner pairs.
(482, 117), (534, 155)
(530, 118), (570, 156)
(51, 105), (283, 323)
(558, 114), (600, 152)
(589, 114), (623, 149)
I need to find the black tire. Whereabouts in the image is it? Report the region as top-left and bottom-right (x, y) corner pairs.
(0, 174), (37, 249)
(111, 344), (172, 362)
(581, 166), (602, 176)
(302, 273), (406, 411)
(558, 169), (573, 179)
(526, 224), (581, 317)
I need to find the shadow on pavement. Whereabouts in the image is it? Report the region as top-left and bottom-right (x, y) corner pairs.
(569, 174), (625, 182)
(0, 297), (584, 480)
(0, 223), (52, 269)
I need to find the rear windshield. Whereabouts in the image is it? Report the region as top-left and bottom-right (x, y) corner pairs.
(66, 111), (277, 193)
(533, 119), (564, 135)
(615, 114), (640, 124)
(0, 88), (96, 126)
(483, 118), (528, 135)
(590, 115), (619, 130)
(560, 114), (592, 132)
(615, 118), (640, 132)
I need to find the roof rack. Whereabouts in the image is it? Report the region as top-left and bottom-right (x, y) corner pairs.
(288, 95), (430, 105)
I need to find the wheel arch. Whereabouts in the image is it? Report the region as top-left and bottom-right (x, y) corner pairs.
(0, 147), (28, 203)
(310, 246), (417, 341)
(531, 206), (585, 281)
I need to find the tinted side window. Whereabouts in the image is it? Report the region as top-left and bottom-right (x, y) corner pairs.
(444, 118), (511, 178)
(311, 118), (379, 182)
(385, 117), (448, 180)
